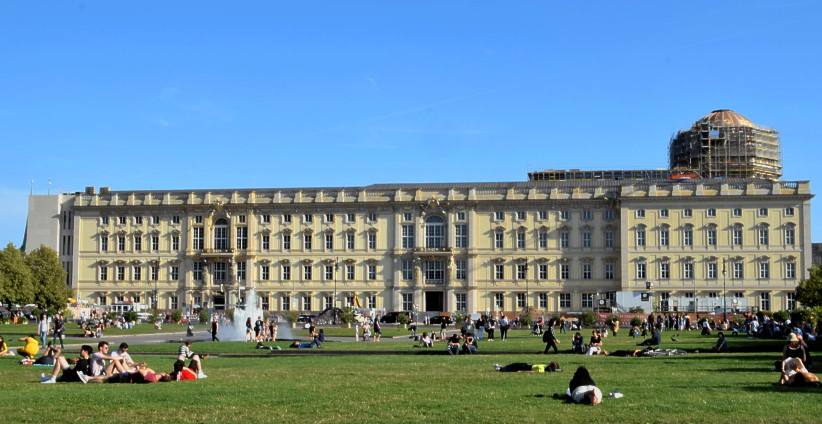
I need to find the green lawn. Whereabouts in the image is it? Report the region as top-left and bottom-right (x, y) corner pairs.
(1, 330), (819, 423)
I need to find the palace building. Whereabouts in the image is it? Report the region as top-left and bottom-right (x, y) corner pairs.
(22, 110), (813, 316)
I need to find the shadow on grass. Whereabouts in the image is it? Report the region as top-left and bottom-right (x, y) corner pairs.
(739, 384), (822, 393)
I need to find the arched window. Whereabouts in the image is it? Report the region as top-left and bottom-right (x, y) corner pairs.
(425, 216), (445, 248)
(214, 218), (229, 250)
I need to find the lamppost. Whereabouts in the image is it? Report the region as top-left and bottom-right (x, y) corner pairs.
(153, 258), (159, 312)
(334, 257), (339, 323)
(722, 258), (728, 322)
(524, 261), (530, 312)
(645, 281), (654, 313)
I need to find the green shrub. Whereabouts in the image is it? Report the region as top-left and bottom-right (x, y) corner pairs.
(771, 310), (789, 323)
(123, 311), (138, 323)
(198, 309), (209, 323)
(397, 313), (410, 325)
(519, 314), (533, 328)
(580, 312), (596, 327)
(629, 306), (644, 313)
(171, 310), (183, 323)
(630, 317), (642, 327)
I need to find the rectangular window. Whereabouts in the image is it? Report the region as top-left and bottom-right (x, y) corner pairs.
(494, 211), (504, 221)
(560, 263), (569, 280)
(787, 292), (797, 310)
(784, 262), (796, 279)
(659, 262), (670, 279)
(262, 234), (270, 251)
(151, 215), (160, 225)
(368, 232), (376, 250)
(424, 260), (444, 283)
(494, 264), (504, 280)
(366, 294), (376, 309)
(759, 262), (770, 279)
(347, 213), (356, 223)
(368, 264), (376, 280)
(683, 262), (693, 279)
(456, 211), (466, 221)
(707, 228), (717, 246)
(99, 266), (108, 281)
(494, 231), (504, 249)
(559, 293), (571, 308)
(170, 266), (179, 281)
(172, 215), (181, 225)
(732, 227), (743, 246)
(117, 265), (125, 281)
(707, 208), (716, 217)
(455, 224), (468, 248)
(560, 210), (569, 221)
(516, 232), (526, 249)
(659, 228), (669, 246)
(325, 233), (334, 250)
(172, 234), (180, 251)
(302, 296), (312, 311)
(636, 262), (646, 279)
(538, 263), (547, 280)
(262, 214), (271, 224)
(785, 226), (795, 245)
(324, 264), (333, 280)
(282, 295), (290, 311)
(683, 208), (692, 217)
(324, 296), (333, 310)
(605, 230), (614, 248)
(346, 264), (354, 280)
(759, 227), (769, 245)
(515, 211), (526, 220)
(283, 214), (292, 224)
(582, 231), (592, 248)
(238, 215), (246, 224)
(193, 227), (204, 250)
(603, 209), (615, 221)
(560, 231), (569, 248)
(402, 224), (415, 249)
(324, 213), (334, 223)
(402, 212), (412, 222)
(133, 265), (142, 281)
(494, 293), (504, 309)
(605, 263), (614, 280)
(303, 264), (312, 281)
(346, 233), (355, 250)
(707, 262), (717, 279)
(455, 293), (467, 311)
(304, 233), (312, 250)
(659, 209), (669, 218)
(101, 235), (108, 252)
(516, 264), (526, 280)
(237, 227), (248, 250)
(760, 292), (770, 311)
(118, 216), (127, 225)
(538, 210), (548, 220)
(732, 208), (742, 217)
(402, 293), (414, 311)
(101, 216), (110, 225)
(733, 262), (743, 279)
(683, 228), (693, 246)
(581, 293), (594, 309)
(582, 209), (593, 221)
(582, 263), (592, 280)
(134, 216), (143, 225)
(193, 262), (203, 281)
(758, 208), (768, 217)
(538, 293), (548, 309)
(635, 209), (645, 218)
(236, 261), (246, 282)
(516, 293), (526, 309)
(282, 234), (291, 251)
(261, 265), (270, 281)
(635, 228), (645, 247)
(455, 260), (466, 280)
(785, 207), (795, 217)
(402, 260), (413, 281)
(282, 264), (291, 280)
(261, 296), (270, 311)
(134, 235), (142, 252)
(538, 230), (548, 248)
(303, 214), (313, 223)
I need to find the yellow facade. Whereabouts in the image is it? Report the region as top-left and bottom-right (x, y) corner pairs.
(56, 179), (811, 315)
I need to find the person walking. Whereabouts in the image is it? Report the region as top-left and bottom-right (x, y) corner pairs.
(543, 319), (560, 354)
(499, 314), (509, 341)
(52, 313), (65, 349)
(486, 316), (496, 341)
(210, 317), (220, 342)
(38, 314), (49, 348)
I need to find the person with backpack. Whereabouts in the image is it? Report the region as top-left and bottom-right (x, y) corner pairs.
(543, 318), (560, 354)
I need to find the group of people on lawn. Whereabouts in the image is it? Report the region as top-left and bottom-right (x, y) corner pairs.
(36, 340), (206, 385)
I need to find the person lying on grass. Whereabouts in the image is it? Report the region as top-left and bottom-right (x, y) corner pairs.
(555, 366), (603, 405)
(779, 357), (820, 387)
(91, 362), (171, 384)
(40, 345), (93, 384)
(637, 326), (661, 347)
(494, 361), (561, 373)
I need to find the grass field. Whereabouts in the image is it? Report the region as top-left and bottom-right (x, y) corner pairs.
(1, 329), (820, 423)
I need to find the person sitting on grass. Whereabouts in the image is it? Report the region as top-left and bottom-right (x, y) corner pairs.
(0, 336), (16, 357)
(495, 361), (561, 373)
(110, 342), (137, 373)
(178, 340), (207, 378)
(637, 326), (661, 347)
(558, 366), (603, 405)
(447, 334), (461, 355)
(170, 359), (199, 381)
(586, 330), (607, 356)
(17, 334), (40, 360)
(713, 332), (729, 353)
(40, 345), (93, 384)
(461, 334), (478, 354)
(571, 332), (585, 354)
(417, 332), (433, 348)
(780, 357), (819, 386)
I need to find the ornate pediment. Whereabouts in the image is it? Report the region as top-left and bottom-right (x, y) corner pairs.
(419, 197), (449, 216)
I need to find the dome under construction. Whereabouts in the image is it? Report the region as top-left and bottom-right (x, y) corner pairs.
(669, 109), (782, 180)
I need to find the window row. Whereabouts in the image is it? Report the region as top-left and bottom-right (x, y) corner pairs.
(634, 224), (795, 247)
(634, 207), (795, 219)
(493, 228), (616, 249)
(634, 260), (796, 280)
(492, 209), (616, 222)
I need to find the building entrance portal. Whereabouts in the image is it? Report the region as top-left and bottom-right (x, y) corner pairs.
(212, 293), (226, 310)
(425, 291), (444, 312)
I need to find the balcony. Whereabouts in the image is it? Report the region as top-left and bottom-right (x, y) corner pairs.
(413, 247), (453, 257)
(197, 248), (235, 258)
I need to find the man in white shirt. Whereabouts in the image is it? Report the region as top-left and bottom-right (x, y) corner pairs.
(109, 342), (137, 373)
(77, 341), (124, 383)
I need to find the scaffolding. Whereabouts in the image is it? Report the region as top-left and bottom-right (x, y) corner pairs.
(669, 109), (782, 180)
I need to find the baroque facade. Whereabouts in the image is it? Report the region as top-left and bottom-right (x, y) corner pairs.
(24, 178), (812, 315)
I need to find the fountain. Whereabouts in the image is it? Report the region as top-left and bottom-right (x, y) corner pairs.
(215, 288), (293, 341)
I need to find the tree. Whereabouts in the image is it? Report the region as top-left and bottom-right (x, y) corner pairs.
(25, 246), (67, 313)
(795, 265), (822, 308)
(0, 243), (35, 306)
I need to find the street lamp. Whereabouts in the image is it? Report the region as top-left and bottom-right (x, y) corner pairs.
(722, 258), (728, 322)
(153, 258), (159, 312)
(645, 281), (654, 313)
(524, 261), (530, 312)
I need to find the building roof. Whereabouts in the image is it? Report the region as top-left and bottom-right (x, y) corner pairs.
(695, 109), (767, 130)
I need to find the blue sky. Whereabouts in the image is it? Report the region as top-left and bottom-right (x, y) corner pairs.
(1, 1), (820, 244)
